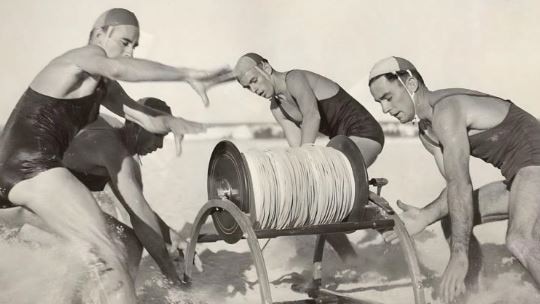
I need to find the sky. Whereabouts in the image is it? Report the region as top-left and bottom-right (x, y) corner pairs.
(1, 0), (540, 123)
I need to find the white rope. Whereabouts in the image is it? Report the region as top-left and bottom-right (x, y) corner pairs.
(243, 145), (355, 229)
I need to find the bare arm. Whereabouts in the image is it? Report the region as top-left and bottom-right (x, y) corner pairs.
(188, 70), (237, 107)
(102, 81), (199, 133)
(432, 99), (473, 302)
(433, 101), (472, 256)
(100, 147), (181, 284)
(286, 71), (321, 145)
(271, 101), (302, 147)
(100, 80), (204, 156)
(381, 134), (449, 244)
(69, 45), (214, 82)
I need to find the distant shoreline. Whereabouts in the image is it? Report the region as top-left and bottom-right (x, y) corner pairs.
(0, 121), (419, 141)
(186, 121), (419, 140)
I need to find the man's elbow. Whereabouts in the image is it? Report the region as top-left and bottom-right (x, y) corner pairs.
(103, 61), (138, 81)
(109, 64), (132, 81)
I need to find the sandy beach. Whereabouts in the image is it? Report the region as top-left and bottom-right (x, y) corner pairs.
(1, 138), (539, 304)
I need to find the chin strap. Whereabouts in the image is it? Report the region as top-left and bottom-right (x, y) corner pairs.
(394, 70), (419, 125)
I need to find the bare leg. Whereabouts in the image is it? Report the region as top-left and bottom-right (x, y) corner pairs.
(8, 167), (137, 303)
(474, 181), (510, 224)
(0, 206), (143, 281)
(349, 136), (383, 167)
(325, 233), (357, 264)
(0, 206), (47, 231)
(101, 213), (143, 279)
(506, 166), (540, 287)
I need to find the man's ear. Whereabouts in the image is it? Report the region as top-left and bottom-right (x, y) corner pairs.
(92, 28), (106, 44)
(261, 61), (273, 74)
(94, 27), (114, 43)
(406, 76), (419, 93)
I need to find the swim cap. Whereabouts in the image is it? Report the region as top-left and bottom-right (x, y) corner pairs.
(369, 56), (417, 83)
(234, 53), (268, 78)
(138, 97), (171, 115)
(242, 53), (267, 65)
(93, 8), (139, 29)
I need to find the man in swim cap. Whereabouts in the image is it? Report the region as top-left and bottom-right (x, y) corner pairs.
(0, 8), (229, 302)
(0, 98), (202, 291)
(234, 53), (384, 165)
(369, 56), (540, 302)
(63, 97), (203, 281)
(234, 53), (385, 265)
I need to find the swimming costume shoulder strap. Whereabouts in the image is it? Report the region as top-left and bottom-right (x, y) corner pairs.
(276, 70), (300, 107)
(431, 88), (507, 107)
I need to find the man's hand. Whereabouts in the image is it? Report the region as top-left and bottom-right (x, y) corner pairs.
(165, 117), (206, 156)
(168, 229), (203, 272)
(187, 67), (234, 107)
(382, 200), (429, 244)
(441, 251), (468, 303)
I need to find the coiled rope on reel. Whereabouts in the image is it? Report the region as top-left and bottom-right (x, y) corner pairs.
(243, 145), (355, 229)
(191, 137), (427, 304)
(207, 135), (370, 244)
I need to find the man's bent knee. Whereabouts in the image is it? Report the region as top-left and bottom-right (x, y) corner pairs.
(76, 242), (132, 293)
(506, 233), (534, 263)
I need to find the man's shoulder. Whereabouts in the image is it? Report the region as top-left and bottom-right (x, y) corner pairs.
(57, 45), (107, 62)
(44, 46), (107, 77)
(77, 129), (129, 165)
(285, 69), (306, 87)
(431, 91), (467, 116)
(287, 69), (327, 85)
(288, 70), (338, 96)
(431, 88), (492, 108)
(77, 118), (124, 147)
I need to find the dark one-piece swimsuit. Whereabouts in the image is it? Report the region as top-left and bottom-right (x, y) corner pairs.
(419, 89), (540, 188)
(0, 82), (105, 207)
(275, 74), (384, 147)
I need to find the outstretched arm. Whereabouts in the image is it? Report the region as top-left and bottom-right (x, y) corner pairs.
(382, 131), (448, 243)
(101, 80), (204, 155)
(433, 99), (473, 303)
(71, 45), (226, 82)
(382, 188), (448, 244)
(102, 81), (202, 131)
(69, 45), (230, 106)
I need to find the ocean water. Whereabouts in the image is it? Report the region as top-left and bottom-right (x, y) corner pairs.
(1, 138), (539, 304)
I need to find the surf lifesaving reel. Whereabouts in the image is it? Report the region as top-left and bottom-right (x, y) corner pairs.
(184, 136), (425, 304)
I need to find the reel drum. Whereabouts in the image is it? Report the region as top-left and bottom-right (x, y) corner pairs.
(207, 136), (370, 243)
(207, 141), (253, 243)
(326, 135), (369, 221)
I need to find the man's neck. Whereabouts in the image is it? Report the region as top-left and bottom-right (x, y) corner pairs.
(415, 86), (434, 121)
(272, 71), (288, 96)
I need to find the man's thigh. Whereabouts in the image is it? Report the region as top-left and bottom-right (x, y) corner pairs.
(507, 166), (540, 236)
